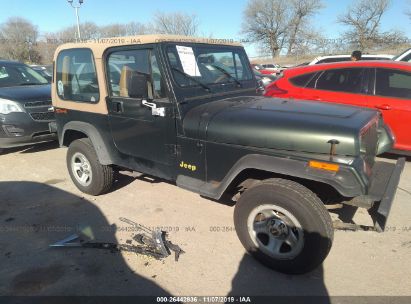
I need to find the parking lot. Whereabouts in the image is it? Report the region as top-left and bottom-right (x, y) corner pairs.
(0, 141), (410, 297)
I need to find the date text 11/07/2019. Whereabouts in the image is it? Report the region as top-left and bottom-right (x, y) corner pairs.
(156, 296), (252, 303)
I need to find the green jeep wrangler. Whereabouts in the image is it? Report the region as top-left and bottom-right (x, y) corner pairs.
(52, 35), (405, 274)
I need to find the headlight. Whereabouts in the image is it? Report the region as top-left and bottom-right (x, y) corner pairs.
(0, 98), (24, 114)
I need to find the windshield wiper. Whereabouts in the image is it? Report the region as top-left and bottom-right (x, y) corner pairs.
(209, 65), (242, 87)
(171, 67), (211, 92)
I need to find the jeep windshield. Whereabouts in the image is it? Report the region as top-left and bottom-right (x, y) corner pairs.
(166, 44), (254, 91)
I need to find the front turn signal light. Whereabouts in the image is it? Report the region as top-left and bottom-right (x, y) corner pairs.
(308, 161), (339, 172)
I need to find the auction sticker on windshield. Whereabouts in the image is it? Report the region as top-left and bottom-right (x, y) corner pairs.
(176, 45), (201, 77)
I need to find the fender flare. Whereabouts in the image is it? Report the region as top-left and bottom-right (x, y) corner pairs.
(61, 121), (113, 165)
(201, 154), (364, 199)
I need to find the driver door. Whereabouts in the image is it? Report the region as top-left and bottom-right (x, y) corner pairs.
(105, 47), (176, 176)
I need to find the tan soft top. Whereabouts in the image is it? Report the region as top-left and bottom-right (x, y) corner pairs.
(53, 34), (243, 60)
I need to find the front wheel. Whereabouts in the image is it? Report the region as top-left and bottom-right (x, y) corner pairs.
(67, 138), (114, 196)
(234, 178), (333, 274)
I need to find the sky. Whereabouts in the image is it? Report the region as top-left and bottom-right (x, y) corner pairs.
(0, 0), (409, 57)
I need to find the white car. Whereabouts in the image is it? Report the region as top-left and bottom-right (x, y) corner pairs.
(393, 48), (411, 62)
(308, 54), (394, 65)
(261, 63), (281, 70)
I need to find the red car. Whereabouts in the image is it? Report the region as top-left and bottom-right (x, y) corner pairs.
(265, 61), (411, 152)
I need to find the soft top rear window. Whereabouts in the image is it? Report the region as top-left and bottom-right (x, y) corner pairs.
(56, 48), (100, 103)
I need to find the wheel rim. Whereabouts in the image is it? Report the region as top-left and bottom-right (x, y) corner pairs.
(71, 152), (92, 187)
(247, 204), (304, 260)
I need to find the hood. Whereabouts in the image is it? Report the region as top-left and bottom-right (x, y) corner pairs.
(183, 96), (379, 156)
(0, 84), (51, 102)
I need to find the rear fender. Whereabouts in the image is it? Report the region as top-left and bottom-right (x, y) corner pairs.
(61, 121), (113, 165)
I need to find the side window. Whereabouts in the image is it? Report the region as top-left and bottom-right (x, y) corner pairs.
(150, 53), (167, 99)
(368, 57), (386, 61)
(56, 49), (99, 103)
(107, 49), (149, 98)
(290, 72), (316, 87)
(401, 53), (411, 63)
(0, 66), (9, 78)
(376, 68), (411, 99)
(315, 68), (366, 93)
(234, 53), (253, 80)
(317, 58), (350, 64)
(107, 49), (166, 99)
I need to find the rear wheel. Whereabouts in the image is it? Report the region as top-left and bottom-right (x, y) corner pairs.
(67, 138), (113, 196)
(234, 178), (333, 274)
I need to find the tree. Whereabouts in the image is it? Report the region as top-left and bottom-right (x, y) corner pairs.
(124, 22), (152, 36)
(338, 0), (391, 50)
(289, 27), (328, 56)
(100, 23), (127, 38)
(100, 22), (150, 37)
(287, 0), (324, 55)
(0, 17), (40, 63)
(52, 22), (101, 44)
(242, 0), (291, 58)
(33, 32), (59, 64)
(153, 12), (199, 36)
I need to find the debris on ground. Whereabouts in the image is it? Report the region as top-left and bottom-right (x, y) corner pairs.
(120, 217), (185, 261)
(49, 217), (185, 261)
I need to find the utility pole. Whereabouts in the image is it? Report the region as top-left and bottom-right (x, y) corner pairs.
(67, 0), (84, 42)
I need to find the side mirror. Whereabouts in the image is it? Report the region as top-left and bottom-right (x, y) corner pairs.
(128, 72), (149, 99)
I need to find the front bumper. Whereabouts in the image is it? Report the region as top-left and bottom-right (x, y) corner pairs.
(368, 158), (406, 232)
(0, 112), (57, 149)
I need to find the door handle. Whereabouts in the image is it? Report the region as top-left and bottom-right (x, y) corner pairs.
(142, 100), (165, 117)
(375, 104), (391, 110)
(111, 101), (123, 113)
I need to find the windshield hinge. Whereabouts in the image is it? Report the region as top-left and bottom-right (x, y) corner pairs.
(166, 144), (181, 157)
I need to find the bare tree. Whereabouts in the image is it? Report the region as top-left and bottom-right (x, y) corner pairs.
(33, 38), (57, 64)
(153, 12), (199, 36)
(0, 17), (40, 63)
(77, 22), (101, 40)
(242, 0), (291, 58)
(124, 22), (151, 36)
(289, 27), (327, 56)
(100, 23), (127, 38)
(373, 30), (409, 50)
(35, 25), (92, 64)
(100, 22), (151, 37)
(55, 22), (100, 43)
(338, 0), (391, 50)
(287, 0), (324, 55)
(37, 22), (151, 63)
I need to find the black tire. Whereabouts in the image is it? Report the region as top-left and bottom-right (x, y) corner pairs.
(66, 138), (114, 196)
(234, 178), (333, 274)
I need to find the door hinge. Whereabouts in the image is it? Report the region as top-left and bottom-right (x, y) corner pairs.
(166, 144), (181, 157)
(196, 141), (204, 153)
